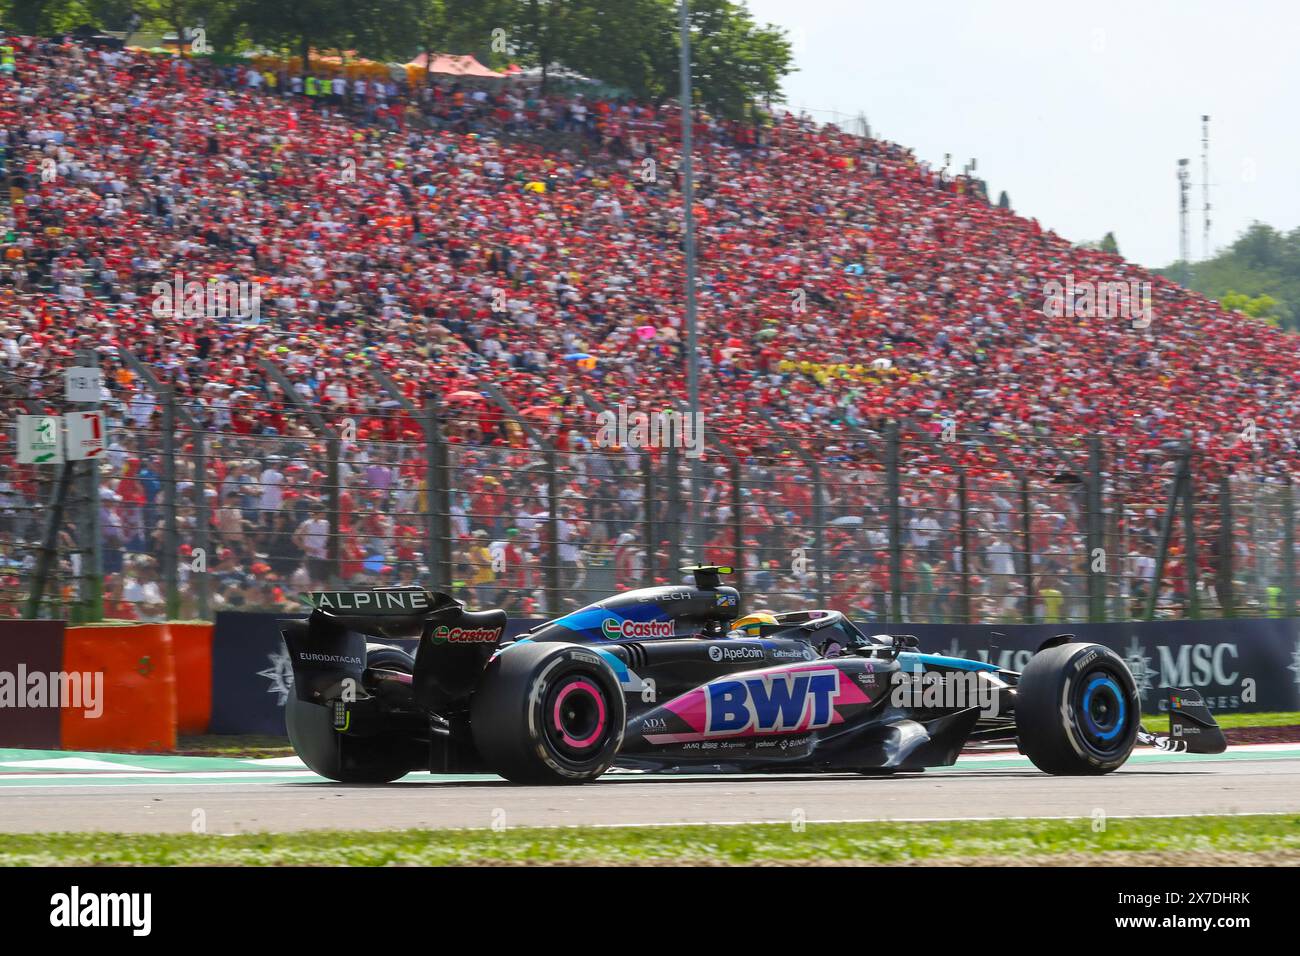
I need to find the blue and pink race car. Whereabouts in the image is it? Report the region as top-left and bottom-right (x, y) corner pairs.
(281, 567), (1224, 784)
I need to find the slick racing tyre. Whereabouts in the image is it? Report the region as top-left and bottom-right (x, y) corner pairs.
(471, 642), (625, 784)
(285, 643), (418, 783)
(1015, 641), (1139, 775)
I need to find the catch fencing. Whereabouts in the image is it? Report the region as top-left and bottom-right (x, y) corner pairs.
(1, 360), (1297, 625)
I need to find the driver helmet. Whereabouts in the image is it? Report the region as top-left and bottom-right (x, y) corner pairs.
(728, 611), (778, 638)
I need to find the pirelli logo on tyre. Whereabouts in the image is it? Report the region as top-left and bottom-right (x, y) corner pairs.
(431, 625), (503, 644)
(1072, 650), (1099, 672)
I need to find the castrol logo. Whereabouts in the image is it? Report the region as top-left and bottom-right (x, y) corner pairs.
(432, 625), (503, 644)
(601, 618), (675, 640)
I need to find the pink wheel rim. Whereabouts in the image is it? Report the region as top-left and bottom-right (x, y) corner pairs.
(552, 679), (607, 750)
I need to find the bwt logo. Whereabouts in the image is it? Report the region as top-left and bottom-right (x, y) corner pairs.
(1042, 274), (1152, 328)
(705, 668), (842, 736)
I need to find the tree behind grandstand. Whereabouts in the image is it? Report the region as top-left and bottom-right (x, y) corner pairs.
(1158, 222), (1300, 331)
(0, 0), (794, 118)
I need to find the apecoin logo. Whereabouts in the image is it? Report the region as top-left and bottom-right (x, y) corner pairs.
(709, 644), (764, 662)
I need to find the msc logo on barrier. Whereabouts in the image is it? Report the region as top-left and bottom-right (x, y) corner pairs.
(706, 668), (842, 736)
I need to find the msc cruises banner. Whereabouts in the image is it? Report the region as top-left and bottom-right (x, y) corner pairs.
(884, 618), (1300, 714)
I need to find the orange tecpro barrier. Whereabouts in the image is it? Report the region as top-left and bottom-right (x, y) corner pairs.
(168, 622), (215, 735)
(60, 624), (178, 752)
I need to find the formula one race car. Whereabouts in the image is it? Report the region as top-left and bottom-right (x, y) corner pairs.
(280, 567), (1225, 784)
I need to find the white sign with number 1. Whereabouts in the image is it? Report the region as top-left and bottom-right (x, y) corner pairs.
(65, 411), (106, 461)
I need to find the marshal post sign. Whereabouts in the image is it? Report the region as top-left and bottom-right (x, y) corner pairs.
(16, 415), (63, 464)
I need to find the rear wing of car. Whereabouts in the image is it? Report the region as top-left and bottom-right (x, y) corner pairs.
(296, 587), (458, 639)
(281, 587), (507, 711)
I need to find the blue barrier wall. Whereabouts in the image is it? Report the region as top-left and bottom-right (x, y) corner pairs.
(869, 618), (1300, 714)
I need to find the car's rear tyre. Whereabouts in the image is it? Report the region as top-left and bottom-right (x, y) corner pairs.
(1015, 641), (1139, 775)
(285, 643), (418, 783)
(471, 642), (624, 784)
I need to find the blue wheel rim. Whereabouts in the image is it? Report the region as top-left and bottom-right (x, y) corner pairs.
(1081, 675), (1126, 744)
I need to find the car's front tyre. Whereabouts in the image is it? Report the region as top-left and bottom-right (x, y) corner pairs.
(1015, 641), (1139, 775)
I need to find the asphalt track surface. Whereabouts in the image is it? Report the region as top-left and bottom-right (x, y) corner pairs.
(0, 746), (1297, 833)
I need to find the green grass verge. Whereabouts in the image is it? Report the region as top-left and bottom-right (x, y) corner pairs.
(4, 814), (1298, 866)
(1142, 711), (1300, 730)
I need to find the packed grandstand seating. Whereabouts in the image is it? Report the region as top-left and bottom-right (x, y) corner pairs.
(1, 34), (1297, 623)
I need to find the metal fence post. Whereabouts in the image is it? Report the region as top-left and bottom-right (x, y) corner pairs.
(74, 349), (103, 622)
(731, 457), (744, 595)
(957, 468), (971, 624)
(436, 431), (453, 591)
(1284, 477), (1296, 617)
(422, 399), (445, 591)
(689, 455), (705, 568)
(1086, 436), (1105, 623)
(642, 451), (656, 586)
(546, 447), (562, 613)
(885, 421), (902, 622)
(667, 444), (682, 574)
(1106, 502), (1122, 621)
(1020, 474), (1034, 624)
(160, 387), (180, 619)
(1218, 473), (1234, 618)
(192, 428), (211, 620)
(326, 437), (341, 588)
(1181, 448), (1200, 620)
(1247, 478), (1260, 610)
(810, 457), (827, 605)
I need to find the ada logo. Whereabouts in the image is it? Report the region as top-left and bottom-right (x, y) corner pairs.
(709, 644), (765, 663)
(706, 668), (843, 736)
(602, 618), (675, 640)
(432, 625), (502, 644)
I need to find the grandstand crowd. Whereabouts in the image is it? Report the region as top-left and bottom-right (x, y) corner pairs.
(1, 33), (1298, 622)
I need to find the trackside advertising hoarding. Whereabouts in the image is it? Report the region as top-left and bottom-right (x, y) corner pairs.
(879, 618), (1300, 714)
